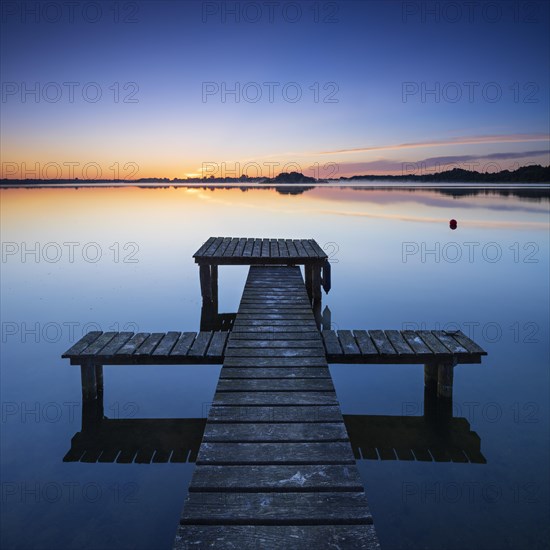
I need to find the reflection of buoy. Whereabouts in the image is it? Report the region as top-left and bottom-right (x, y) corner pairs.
(450, 219), (457, 230)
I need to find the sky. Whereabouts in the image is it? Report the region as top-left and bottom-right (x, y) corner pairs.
(1, 0), (549, 179)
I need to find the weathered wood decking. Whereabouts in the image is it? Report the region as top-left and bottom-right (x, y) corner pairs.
(193, 237), (328, 264)
(321, 329), (486, 364)
(62, 330), (228, 364)
(174, 266), (380, 549)
(61, 236), (488, 549)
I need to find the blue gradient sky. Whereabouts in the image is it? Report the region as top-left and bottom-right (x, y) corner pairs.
(1, 0), (549, 178)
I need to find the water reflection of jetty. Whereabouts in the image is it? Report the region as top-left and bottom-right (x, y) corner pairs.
(62, 237), (487, 549)
(64, 412), (485, 466)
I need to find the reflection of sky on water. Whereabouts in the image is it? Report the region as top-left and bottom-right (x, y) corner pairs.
(1, 187), (548, 550)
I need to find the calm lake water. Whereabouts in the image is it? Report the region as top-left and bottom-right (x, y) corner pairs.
(1, 185), (549, 550)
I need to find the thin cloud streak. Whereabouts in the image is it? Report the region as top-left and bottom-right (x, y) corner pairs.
(319, 134), (550, 155)
(336, 150), (550, 173)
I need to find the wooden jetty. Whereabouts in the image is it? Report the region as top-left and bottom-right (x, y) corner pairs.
(62, 236), (487, 549)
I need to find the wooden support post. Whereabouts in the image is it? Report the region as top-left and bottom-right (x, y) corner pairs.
(322, 259), (331, 294)
(437, 361), (454, 399)
(424, 363), (438, 389)
(210, 265), (218, 309)
(200, 300), (217, 331)
(321, 305), (332, 332)
(80, 362), (98, 401)
(312, 300), (322, 330)
(437, 360), (455, 421)
(423, 362), (438, 421)
(199, 264), (212, 302)
(304, 264), (313, 301)
(95, 365), (104, 396)
(312, 263), (322, 303)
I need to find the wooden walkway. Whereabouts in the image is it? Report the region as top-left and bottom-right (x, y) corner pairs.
(174, 266), (380, 549)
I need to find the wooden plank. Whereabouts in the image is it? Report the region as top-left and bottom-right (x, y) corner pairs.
(232, 320), (318, 327)
(135, 332), (165, 355)
(188, 464), (363, 491)
(206, 331), (229, 357)
(293, 239), (308, 257)
(301, 239), (317, 258)
(270, 238), (279, 258)
(385, 330), (414, 355)
(204, 237), (223, 257)
(321, 331), (342, 355)
(171, 332), (197, 356)
(212, 392), (338, 406)
(80, 332), (118, 356)
(286, 239), (299, 258)
(239, 304), (311, 309)
(152, 332), (181, 356)
(353, 330), (379, 355)
(277, 239), (289, 258)
(236, 313), (314, 320)
(188, 331), (213, 357)
(450, 330), (487, 355)
(368, 330), (397, 355)
(62, 331), (102, 357)
(309, 239), (328, 259)
(201, 422), (347, 442)
(193, 237), (216, 258)
(223, 357), (328, 367)
(229, 331), (320, 340)
(261, 238), (270, 257)
(216, 379), (335, 392)
(220, 367), (331, 379)
(225, 340), (324, 349)
(243, 238), (254, 257)
(231, 326), (320, 334)
(402, 330), (433, 355)
(234, 237), (247, 257)
(207, 405), (343, 423)
(417, 330), (450, 355)
(432, 331), (468, 354)
(180, 491), (372, 524)
(338, 330), (361, 355)
(251, 238), (262, 258)
(114, 332), (150, 356)
(214, 237), (232, 257)
(223, 238), (239, 257)
(175, 525), (379, 550)
(196, 441), (356, 465)
(96, 332), (134, 357)
(224, 348), (325, 358)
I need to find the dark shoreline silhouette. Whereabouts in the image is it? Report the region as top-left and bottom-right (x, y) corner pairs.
(2, 165), (549, 186)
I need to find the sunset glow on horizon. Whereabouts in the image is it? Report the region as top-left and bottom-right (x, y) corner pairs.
(1, 1), (549, 180)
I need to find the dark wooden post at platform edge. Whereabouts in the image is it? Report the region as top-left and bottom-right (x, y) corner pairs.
(80, 361), (101, 401)
(424, 359), (455, 420)
(210, 265), (218, 309)
(423, 362), (438, 420)
(304, 264), (313, 300)
(322, 259), (331, 293)
(312, 263), (322, 302)
(199, 264), (212, 302)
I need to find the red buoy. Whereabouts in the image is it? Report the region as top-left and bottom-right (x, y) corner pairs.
(449, 219), (457, 230)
